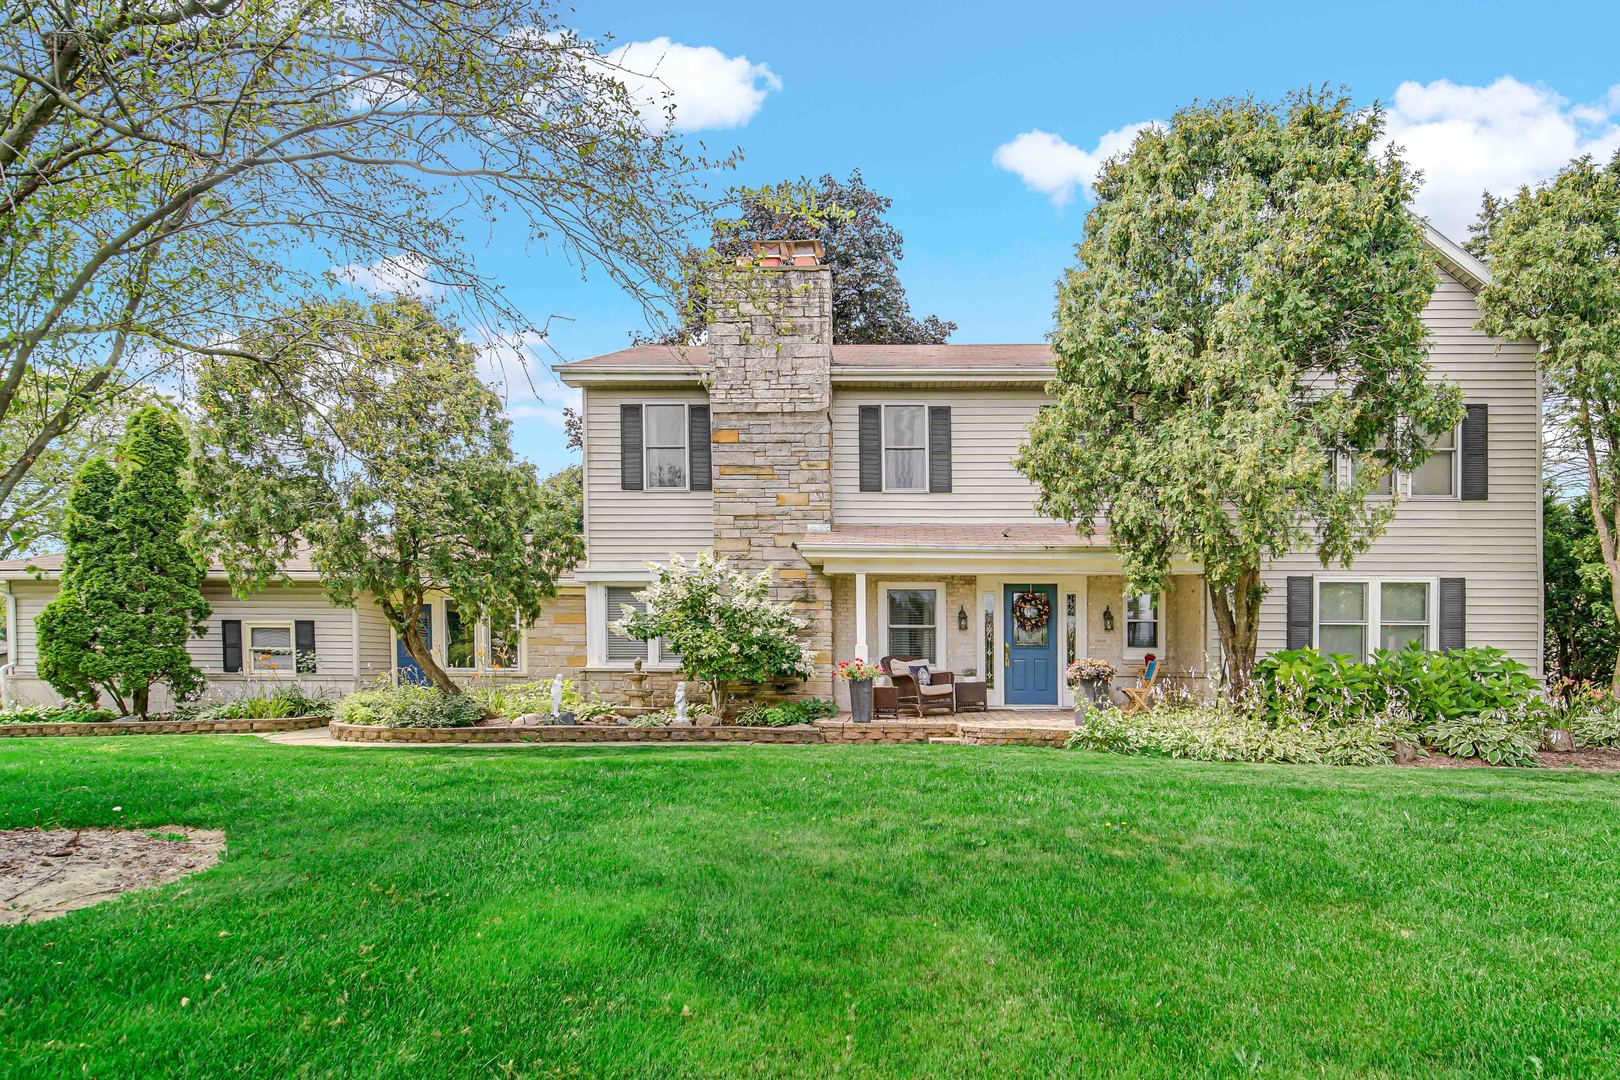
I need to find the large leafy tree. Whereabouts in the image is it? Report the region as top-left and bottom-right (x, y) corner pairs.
(613, 551), (815, 716)
(0, 0), (722, 546)
(1473, 153), (1620, 690)
(1016, 89), (1461, 690)
(0, 375), (156, 559)
(37, 407), (210, 716)
(191, 297), (584, 694)
(660, 170), (955, 345)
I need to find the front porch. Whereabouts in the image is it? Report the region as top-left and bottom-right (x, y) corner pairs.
(796, 525), (1213, 711)
(818, 708), (1077, 747)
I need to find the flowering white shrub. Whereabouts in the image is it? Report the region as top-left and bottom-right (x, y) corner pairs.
(611, 550), (816, 715)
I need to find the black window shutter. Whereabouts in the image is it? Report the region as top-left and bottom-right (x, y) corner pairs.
(221, 619), (243, 673)
(1461, 404), (1488, 501)
(620, 404), (643, 491)
(688, 404), (711, 491)
(858, 405), (882, 492)
(1285, 577), (1313, 650)
(928, 406), (952, 493)
(295, 620), (317, 674)
(1438, 578), (1466, 651)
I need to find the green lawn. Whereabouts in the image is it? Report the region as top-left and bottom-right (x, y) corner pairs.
(3, 740), (1619, 1079)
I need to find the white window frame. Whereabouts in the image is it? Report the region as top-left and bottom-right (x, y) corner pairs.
(243, 620), (297, 677)
(642, 402), (691, 492)
(1336, 421), (1462, 503)
(442, 600), (479, 672)
(1405, 421), (1461, 501)
(1313, 576), (1439, 661)
(441, 601), (528, 674)
(877, 581), (945, 666)
(881, 403), (929, 494)
(1122, 591), (1161, 661)
(589, 583), (682, 669)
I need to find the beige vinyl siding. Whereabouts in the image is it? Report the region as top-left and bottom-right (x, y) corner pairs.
(831, 388), (1049, 524)
(10, 580), (358, 678)
(11, 580), (55, 676)
(189, 583), (357, 678)
(355, 592), (394, 679)
(583, 387), (714, 572)
(1256, 268), (1543, 674)
(5, 579), (367, 709)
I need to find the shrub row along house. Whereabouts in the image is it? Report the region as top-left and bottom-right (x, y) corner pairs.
(0, 229), (1541, 712)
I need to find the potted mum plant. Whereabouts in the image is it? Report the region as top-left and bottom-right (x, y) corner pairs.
(835, 657), (884, 724)
(1067, 657), (1116, 719)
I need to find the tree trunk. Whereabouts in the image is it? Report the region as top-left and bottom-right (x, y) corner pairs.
(398, 617), (461, 694)
(1207, 568), (1263, 696)
(1609, 568), (1620, 696)
(132, 683), (149, 720)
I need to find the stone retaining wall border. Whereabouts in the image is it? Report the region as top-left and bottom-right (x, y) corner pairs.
(0, 716), (329, 738)
(328, 722), (823, 744)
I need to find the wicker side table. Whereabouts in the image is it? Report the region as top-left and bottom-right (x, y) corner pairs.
(872, 683), (900, 719)
(954, 679), (988, 713)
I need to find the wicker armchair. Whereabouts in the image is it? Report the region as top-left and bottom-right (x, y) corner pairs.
(880, 655), (957, 717)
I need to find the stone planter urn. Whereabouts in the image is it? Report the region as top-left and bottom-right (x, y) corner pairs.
(1072, 678), (1109, 723)
(847, 678), (875, 724)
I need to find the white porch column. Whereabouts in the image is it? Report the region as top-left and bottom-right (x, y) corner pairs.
(854, 572), (869, 659)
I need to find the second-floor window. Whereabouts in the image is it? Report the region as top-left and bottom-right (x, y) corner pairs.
(884, 405), (927, 492)
(644, 403), (689, 490)
(1339, 422), (1460, 500)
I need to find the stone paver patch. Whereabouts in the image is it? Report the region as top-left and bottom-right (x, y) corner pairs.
(1, 826), (224, 924)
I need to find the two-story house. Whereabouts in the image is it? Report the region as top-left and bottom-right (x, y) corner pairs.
(0, 228), (1541, 713)
(554, 229), (1542, 710)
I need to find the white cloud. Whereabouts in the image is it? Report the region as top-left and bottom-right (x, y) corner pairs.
(505, 391), (580, 432)
(603, 37), (780, 132)
(334, 252), (444, 299)
(993, 122), (1156, 206)
(1384, 77), (1620, 238)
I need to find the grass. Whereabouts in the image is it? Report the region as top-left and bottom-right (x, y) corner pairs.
(2, 740), (1620, 1078)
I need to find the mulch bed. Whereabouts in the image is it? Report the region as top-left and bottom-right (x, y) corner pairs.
(0, 826), (224, 924)
(1399, 747), (1620, 772)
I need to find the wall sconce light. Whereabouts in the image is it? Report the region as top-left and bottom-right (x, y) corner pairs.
(1102, 605), (1115, 632)
(957, 605), (969, 631)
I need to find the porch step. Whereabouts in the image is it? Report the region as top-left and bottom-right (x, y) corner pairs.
(927, 736), (963, 745)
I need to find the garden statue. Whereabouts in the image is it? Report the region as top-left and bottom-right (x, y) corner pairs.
(550, 673), (563, 718)
(674, 682), (688, 724)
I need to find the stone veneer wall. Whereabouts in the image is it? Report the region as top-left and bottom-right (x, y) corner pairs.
(706, 265), (836, 698)
(1085, 574), (1211, 696)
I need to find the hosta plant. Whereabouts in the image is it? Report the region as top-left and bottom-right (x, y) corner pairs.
(1424, 709), (1541, 767)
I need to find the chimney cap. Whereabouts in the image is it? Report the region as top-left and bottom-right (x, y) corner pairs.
(744, 239), (825, 268)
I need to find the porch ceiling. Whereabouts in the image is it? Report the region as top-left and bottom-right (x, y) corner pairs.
(795, 525), (1203, 575)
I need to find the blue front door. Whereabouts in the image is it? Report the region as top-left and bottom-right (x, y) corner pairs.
(1004, 584), (1058, 705)
(396, 604), (433, 684)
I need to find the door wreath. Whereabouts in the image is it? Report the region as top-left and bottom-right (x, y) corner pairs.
(1012, 591), (1051, 634)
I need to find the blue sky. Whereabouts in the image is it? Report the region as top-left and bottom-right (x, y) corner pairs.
(445, 0), (1620, 474)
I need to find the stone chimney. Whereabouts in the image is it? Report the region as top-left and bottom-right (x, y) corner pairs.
(706, 240), (834, 696)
